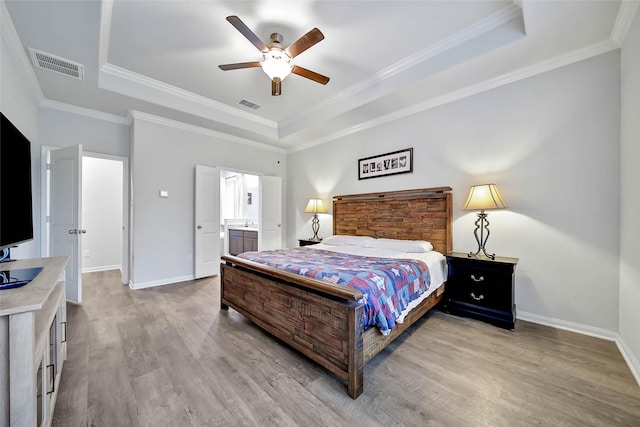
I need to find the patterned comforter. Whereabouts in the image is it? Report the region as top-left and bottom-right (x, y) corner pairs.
(237, 248), (433, 335)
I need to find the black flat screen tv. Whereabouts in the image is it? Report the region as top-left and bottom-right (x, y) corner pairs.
(0, 112), (34, 257)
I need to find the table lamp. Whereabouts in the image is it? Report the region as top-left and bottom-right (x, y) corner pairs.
(462, 184), (507, 260)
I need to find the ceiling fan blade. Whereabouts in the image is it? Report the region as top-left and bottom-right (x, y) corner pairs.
(285, 28), (324, 59)
(226, 16), (267, 52)
(291, 66), (330, 85)
(272, 78), (282, 96)
(218, 61), (261, 71)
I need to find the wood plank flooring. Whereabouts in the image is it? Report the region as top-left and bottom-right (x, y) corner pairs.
(52, 270), (640, 426)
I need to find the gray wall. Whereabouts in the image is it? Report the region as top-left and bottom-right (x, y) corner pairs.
(130, 114), (286, 288)
(287, 51), (621, 334)
(620, 11), (640, 381)
(38, 108), (130, 158)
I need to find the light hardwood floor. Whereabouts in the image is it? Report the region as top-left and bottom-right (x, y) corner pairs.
(52, 270), (640, 426)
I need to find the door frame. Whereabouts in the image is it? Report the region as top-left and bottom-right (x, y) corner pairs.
(218, 166), (283, 253)
(41, 146), (131, 285)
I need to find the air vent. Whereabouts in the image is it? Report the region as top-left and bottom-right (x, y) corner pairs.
(239, 99), (261, 110)
(28, 48), (84, 80)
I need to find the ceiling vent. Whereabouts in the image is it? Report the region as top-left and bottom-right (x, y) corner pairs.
(28, 48), (84, 80)
(239, 99), (261, 110)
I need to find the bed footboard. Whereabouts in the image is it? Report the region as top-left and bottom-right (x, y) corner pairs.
(221, 258), (366, 398)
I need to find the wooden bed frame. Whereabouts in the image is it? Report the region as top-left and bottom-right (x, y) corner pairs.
(220, 187), (452, 398)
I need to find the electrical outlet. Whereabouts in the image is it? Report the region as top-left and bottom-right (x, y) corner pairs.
(187, 255), (193, 263)
(83, 250), (91, 258)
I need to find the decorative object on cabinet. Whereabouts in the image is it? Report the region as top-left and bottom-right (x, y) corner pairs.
(304, 198), (327, 242)
(298, 238), (321, 247)
(443, 252), (518, 329)
(358, 147), (413, 180)
(462, 183), (507, 260)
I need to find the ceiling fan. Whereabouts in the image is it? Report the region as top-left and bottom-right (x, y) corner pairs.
(218, 16), (330, 96)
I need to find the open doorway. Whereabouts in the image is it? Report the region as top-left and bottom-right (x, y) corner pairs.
(42, 147), (130, 302)
(81, 156), (123, 273)
(219, 170), (260, 256)
(195, 167), (281, 279)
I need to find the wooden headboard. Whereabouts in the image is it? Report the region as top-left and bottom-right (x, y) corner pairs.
(332, 187), (453, 254)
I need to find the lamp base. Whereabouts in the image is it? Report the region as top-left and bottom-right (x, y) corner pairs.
(310, 213), (321, 242)
(468, 211), (496, 260)
(468, 249), (496, 260)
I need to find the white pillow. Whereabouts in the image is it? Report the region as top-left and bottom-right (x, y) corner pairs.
(322, 235), (375, 247)
(366, 238), (433, 253)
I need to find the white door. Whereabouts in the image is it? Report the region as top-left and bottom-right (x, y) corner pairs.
(259, 176), (282, 250)
(49, 145), (83, 303)
(195, 165), (220, 278)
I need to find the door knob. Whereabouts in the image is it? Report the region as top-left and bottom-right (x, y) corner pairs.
(68, 229), (77, 234)
(197, 225), (203, 229)
(80, 229), (87, 234)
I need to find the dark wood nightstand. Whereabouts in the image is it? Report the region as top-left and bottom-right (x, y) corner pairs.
(298, 238), (322, 247)
(443, 252), (518, 329)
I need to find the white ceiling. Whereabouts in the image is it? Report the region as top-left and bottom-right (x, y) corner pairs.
(2, 0), (634, 151)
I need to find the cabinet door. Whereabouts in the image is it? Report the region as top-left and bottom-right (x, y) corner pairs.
(57, 297), (67, 370)
(244, 231), (258, 252)
(36, 357), (43, 427)
(228, 230), (244, 255)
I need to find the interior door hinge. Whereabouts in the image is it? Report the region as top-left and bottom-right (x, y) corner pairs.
(46, 163), (51, 170)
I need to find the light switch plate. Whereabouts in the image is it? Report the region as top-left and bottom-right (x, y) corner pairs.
(159, 190), (169, 198)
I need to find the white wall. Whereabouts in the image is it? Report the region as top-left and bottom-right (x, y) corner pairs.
(619, 11), (640, 382)
(287, 51), (621, 333)
(38, 108), (130, 158)
(82, 156), (123, 272)
(130, 114), (286, 288)
(1, 27), (41, 259)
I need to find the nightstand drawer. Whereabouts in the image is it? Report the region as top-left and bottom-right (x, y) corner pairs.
(446, 266), (513, 312)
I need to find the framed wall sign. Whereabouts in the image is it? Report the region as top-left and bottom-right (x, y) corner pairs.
(358, 147), (413, 180)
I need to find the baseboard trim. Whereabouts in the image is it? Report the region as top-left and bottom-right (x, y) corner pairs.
(615, 334), (640, 387)
(129, 274), (195, 290)
(517, 311), (618, 341)
(82, 265), (121, 273)
(518, 311), (640, 387)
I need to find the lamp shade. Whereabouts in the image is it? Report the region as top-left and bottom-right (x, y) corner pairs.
(304, 198), (327, 214)
(462, 184), (507, 211)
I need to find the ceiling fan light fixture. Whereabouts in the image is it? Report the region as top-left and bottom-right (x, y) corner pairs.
(262, 50), (292, 81)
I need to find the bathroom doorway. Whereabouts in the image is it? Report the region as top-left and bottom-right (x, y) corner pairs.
(220, 170), (260, 256)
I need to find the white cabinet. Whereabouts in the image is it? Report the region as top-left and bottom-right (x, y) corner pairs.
(0, 256), (68, 427)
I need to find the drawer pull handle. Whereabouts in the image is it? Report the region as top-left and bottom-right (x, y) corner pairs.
(470, 292), (484, 301)
(46, 364), (55, 395)
(61, 321), (67, 343)
(470, 274), (484, 282)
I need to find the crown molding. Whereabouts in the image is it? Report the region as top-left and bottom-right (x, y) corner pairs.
(40, 99), (130, 125)
(99, 63), (278, 139)
(1, 1), (44, 103)
(288, 38), (618, 153)
(280, 3), (523, 134)
(611, 1), (640, 46)
(129, 110), (285, 154)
